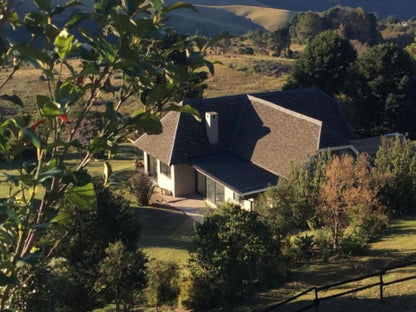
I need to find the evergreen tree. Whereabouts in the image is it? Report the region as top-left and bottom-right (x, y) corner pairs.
(347, 43), (416, 137)
(285, 30), (356, 95)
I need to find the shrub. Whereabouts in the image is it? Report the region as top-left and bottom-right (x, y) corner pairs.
(313, 230), (333, 260)
(340, 235), (367, 256)
(291, 234), (315, 263)
(127, 171), (155, 206)
(146, 260), (181, 307)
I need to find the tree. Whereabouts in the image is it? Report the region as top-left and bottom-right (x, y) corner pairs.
(256, 151), (332, 236)
(268, 27), (291, 57)
(374, 135), (416, 215)
(0, 0), (214, 308)
(405, 34), (416, 60)
(323, 7), (381, 45)
(58, 184), (143, 310)
(95, 241), (147, 312)
(186, 203), (284, 311)
(285, 30), (356, 95)
(293, 12), (327, 44)
(316, 155), (384, 254)
(146, 260), (180, 308)
(9, 184), (144, 311)
(347, 43), (416, 137)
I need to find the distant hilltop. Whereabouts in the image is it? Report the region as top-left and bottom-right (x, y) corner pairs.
(12, 1), (416, 38)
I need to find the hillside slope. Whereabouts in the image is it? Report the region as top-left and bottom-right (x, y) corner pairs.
(166, 5), (292, 36)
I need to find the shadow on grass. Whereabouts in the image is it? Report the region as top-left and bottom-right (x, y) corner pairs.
(134, 205), (197, 252)
(266, 295), (416, 312)
(378, 221), (416, 239)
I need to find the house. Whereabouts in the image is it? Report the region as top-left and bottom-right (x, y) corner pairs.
(134, 87), (355, 209)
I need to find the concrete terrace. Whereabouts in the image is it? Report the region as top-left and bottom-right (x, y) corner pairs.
(151, 190), (208, 223)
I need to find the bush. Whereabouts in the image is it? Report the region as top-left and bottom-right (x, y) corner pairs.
(237, 46), (254, 55)
(340, 235), (367, 256)
(291, 234), (315, 263)
(313, 230), (333, 260)
(127, 171), (155, 206)
(146, 260), (181, 307)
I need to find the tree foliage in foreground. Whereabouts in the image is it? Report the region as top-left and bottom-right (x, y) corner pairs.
(0, 0), (214, 309)
(10, 184), (145, 312)
(185, 203), (284, 312)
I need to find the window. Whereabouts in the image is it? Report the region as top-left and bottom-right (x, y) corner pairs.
(233, 192), (243, 203)
(148, 155), (157, 177)
(206, 177), (215, 203)
(159, 162), (171, 178)
(204, 175), (225, 206)
(215, 183), (224, 204)
(197, 172), (206, 197)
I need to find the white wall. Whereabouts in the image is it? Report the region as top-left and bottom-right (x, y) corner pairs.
(157, 160), (174, 195)
(224, 187), (234, 203)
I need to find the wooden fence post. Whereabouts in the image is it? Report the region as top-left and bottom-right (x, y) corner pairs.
(379, 271), (384, 299)
(314, 287), (319, 312)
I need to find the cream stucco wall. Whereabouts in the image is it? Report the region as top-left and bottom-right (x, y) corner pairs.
(173, 164), (196, 197)
(224, 187), (235, 203)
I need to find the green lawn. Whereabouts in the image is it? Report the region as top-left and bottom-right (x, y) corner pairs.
(250, 218), (416, 312)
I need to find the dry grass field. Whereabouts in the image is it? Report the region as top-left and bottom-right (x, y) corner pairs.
(204, 54), (291, 98)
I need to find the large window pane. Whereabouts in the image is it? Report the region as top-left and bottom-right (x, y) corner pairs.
(206, 177), (215, 203)
(148, 155), (157, 177)
(215, 183), (224, 204)
(197, 172), (206, 197)
(160, 162), (171, 178)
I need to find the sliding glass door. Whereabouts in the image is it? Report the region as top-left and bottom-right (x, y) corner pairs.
(197, 171), (224, 206)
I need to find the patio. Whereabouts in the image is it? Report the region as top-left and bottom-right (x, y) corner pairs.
(151, 190), (209, 223)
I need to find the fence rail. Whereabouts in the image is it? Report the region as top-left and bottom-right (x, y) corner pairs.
(256, 260), (416, 312)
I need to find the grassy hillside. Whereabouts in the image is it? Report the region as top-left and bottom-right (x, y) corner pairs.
(203, 5), (293, 32)
(166, 5), (292, 36)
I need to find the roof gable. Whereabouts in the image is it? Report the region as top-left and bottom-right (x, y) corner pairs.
(134, 111), (179, 165)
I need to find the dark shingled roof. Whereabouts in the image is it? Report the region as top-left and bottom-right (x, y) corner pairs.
(134, 87), (354, 177)
(190, 152), (278, 195)
(252, 88), (354, 148)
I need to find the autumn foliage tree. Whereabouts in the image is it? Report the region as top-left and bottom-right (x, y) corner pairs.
(316, 155), (384, 254)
